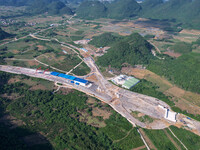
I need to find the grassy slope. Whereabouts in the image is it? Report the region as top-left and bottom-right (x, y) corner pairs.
(143, 129), (178, 150)
(169, 126), (200, 150)
(148, 52), (200, 94)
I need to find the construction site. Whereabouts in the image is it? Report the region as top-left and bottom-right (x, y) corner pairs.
(0, 20), (200, 135)
(0, 14), (200, 143)
(1, 60), (200, 136)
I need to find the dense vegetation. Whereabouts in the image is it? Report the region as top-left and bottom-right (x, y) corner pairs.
(0, 27), (11, 40)
(0, 0), (31, 6)
(76, 0), (141, 19)
(75, 0), (200, 30)
(141, 0), (200, 29)
(0, 0), (73, 15)
(0, 71), (145, 150)
(76, 1), (107, 19)
(148, 53), (200, 94)
(107, 0), (141, 19)
(89, 32), (122, 47)
(28, 0), (73, 15)
(97, 33), (153, 68)
(1, 0), (200, 29)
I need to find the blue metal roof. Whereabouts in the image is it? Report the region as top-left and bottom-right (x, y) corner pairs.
(74, 78), (88, 84)
(58, 73), (76, 80)
(58, 73), (66, 78)
(50, 72), (60, 76)
(69, 75), (76, 80)
(51, 72), (87, 83)
(63, 74), (76, 80)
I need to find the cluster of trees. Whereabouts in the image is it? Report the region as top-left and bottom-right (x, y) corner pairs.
(89, 32), (122, 47)
(0, 47), (14, 63)
(96, 33), (153, 69)
(0, 27), (12, 40)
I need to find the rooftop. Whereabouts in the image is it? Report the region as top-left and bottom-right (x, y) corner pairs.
(74, 78), (88, 84)
(50, 72), (60, 76)
(123, 77), (140, 89)
(50, 72), (88, 84)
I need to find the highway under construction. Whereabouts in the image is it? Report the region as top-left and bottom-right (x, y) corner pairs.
(1, 58), (200, 136)
(0, 15), (200, 136)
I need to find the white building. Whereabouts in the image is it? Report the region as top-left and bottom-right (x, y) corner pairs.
(165, 109), (177, 122)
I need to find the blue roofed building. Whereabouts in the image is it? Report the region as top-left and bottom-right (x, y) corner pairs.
(50, 72), (89, 87)
(58, 73), (66, 78)
(74, 78), (89, 86)
(50, 72), (60, 76)
(65, 75), (76, 80)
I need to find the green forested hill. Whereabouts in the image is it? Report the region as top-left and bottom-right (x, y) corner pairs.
(140, 0), (163, 10)
(0, 0), (55, 6)
(107, 0), (141, 19)
(76, 0), (200, 29)
(0, 0), (73, 15)
(1, 0), (200, 29)
(76, 1), (107, 19)
(0, 0), (31, 6)
(141, 0), (200, 29)
(89, 32), (122, 47)
(28, 0), (74, 15)
(76, 0), (141, 19)
(97, 33), (153, 68)
(0, 28), (11, 40)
